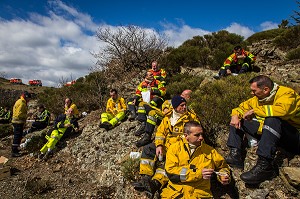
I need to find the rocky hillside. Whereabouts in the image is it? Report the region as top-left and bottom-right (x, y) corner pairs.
(0, 39), (300, 199)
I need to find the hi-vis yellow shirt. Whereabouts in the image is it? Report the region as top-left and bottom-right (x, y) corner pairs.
(232, 86), (300, 133)
(106, 97), (127, 115)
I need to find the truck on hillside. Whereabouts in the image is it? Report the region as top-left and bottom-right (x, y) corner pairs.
(10, 78), (22, 84)
(28, 79), (42, 86)
(64, 80), (76, 87)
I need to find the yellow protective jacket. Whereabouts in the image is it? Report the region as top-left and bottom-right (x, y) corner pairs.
(232, 85), (300, 133)
(221, 49), (256, 70)
(12, 96), (28, 124)
(64, 102), (79, 118)
(106, 97), (127, 115)
(155, 110), (200, 150)
(161, 136), (230, 199)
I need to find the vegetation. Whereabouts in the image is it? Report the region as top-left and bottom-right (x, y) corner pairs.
(246, 28), (287, 44)
(120, 157), (140, 182)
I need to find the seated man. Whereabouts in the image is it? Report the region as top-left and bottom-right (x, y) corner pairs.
(24, 104), (50, 135)
(135, 90), (193, 148)
(64, 98), (79, 119)
(127, 71), (166, 121)
(226, 75), (300, 184)
(39, 108), (79, 160)
(99, 89), (127, 131)
(132, 96), (200, 198)
(148, 60), (167, 86)
(217, 46), (256, 78)
(0, 106), (11, 124)
(161, 121), (230, 198)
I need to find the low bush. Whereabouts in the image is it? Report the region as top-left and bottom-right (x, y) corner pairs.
(246, 28), (286, 44)
(120, 157), (140, 182)
(286, 47), (300, 60)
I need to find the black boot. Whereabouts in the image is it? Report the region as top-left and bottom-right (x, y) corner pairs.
(144, 179), (161, 199)
(136, 133), (152, 148)
(135, 122), (146, 136)
(132, 175), (151, 192)
(240, 156), (277, 184)
(129, 110), (137, 121)
(226, 148), (244, 169)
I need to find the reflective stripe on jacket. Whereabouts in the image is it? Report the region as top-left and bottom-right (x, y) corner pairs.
(135, 79), (166, 100)
(12, 96), (27, 124)
(155, 110), (200, 150)
(106, 97), (127, 115)
(221, 50), (256, 69)
(161, 136), (230, 199)
(232, 86), (300, 132)
(149, 68), (167, 84)
(36, 109), (51, 124)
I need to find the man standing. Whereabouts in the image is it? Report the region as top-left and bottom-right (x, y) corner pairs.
(161, 121), (230, 198)
(11, 91), (31, 157)
(226, 75), (300, 184)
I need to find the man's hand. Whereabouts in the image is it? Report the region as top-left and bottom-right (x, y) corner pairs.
(64, 123), (72, 128)
(230, 115), (241, 129)
(202, 168), (214, 179)
(243, 109), (255, 121)
(156, 145), (163, 157)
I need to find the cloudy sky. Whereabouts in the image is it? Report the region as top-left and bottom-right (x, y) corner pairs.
(0, 0), (297, 87)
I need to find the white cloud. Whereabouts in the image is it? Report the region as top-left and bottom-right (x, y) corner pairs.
(0, 0), (100, 87)
(260, 21), (278, 31)
(224, 22), (255, 39)
(161, 21), (210, 47)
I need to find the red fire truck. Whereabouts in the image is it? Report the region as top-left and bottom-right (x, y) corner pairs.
(10, 78), (22, 84)
(28, 79), (42, 86)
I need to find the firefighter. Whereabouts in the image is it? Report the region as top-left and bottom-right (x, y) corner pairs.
(148, 61), (167, 86)
(132, 95), (200, 198)
(135, 90), (194, 148)
(127, 71), (166, 121)
(0, 106), (11, 124)
(39, 108), (78, 160)
(99, 89), (127, 131)
(217, 46), (256, 78)
(64, 98), (79, 119)
(161, 121), (230, 198)
(11, 91), (31, 157)
(24, 104), (50, 135)
(226, 75), (300, 184)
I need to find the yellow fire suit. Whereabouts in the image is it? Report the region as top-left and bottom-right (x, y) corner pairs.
(101, 97), (127, 127)
(139, 110), (200, 186)
(232, 85), (300, 133)
(12, 96), (28, 124)
(40, 114), (78, 154)
(161, 136), (230, 199)
(64, 102), (79, 118)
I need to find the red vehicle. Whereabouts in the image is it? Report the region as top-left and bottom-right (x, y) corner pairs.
(29, 79), (42, 86)
(65, 80), (76, 86)
(10, 78), (22, 84)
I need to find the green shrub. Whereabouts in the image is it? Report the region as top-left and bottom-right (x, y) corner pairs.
(121, 157), (140, 182)
(246, 28), (287, 44)
(166, 74), (204, 99)
(273, 25), (300, 50)
(0, 124), (13, 138)
(191, 73), (257, 143)
(286, 47), (300, 60)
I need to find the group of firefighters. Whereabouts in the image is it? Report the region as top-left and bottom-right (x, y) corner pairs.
(3, 46), (300, 198)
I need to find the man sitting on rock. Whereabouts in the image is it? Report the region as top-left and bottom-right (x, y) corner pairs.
(99, 89), (127, 131)
(132, 95), (200, 198)
(39, 108), (78, 160)
(24, 104), (50, 135)
(226, 75), (300, 184)
(148, 60), (167, 86)
(161, 121), (230, 198)
(0, 106), (11, 124)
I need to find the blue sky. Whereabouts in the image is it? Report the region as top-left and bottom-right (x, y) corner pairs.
(0, 0), (298, 86)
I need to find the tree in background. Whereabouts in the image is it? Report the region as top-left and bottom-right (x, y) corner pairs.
(291, 1), (300, 25)
(94, 25), (167, 74)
